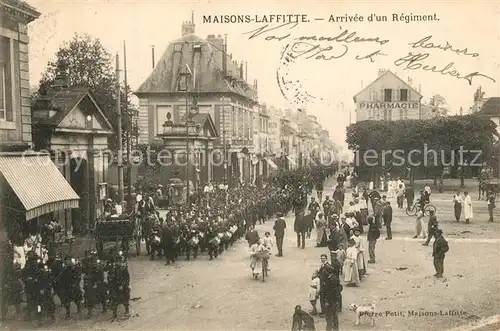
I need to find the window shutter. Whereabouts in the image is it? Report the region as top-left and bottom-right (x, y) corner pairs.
(408, 90), (411, 101)
(392, 89), (396, 103)
(380, 89), (384, 102)
(396, 89), (400, 102)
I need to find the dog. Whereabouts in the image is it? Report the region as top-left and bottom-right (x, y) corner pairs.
(348, 302), (376, 326)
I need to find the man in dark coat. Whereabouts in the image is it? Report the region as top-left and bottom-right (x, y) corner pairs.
(405, 184), (415, 211)
(432, 229), (449, 278)
(294, 210), (308, 249)
(318, 254), (339, 330)
(373, 198), (383, 228)
(367, 216), (380, 263)
(382, 201), (393, 240)
(423, 210), (438, 246)
(273, 213), (287, 257)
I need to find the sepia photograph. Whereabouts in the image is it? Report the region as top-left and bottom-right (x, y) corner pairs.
(0, 0), (499, 330)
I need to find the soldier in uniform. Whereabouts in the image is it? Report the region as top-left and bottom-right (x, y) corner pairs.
(60, 256), (83, 318)
(161, 221), (177, 265)
(107, 251), (130, 319)
(1, 259), (23, 320)
(82, 251), (108, 317)
(22, 251), (41, 322)
(207, 224), (220, 260)
(185, 227), (200, 260)
(37, 259), (56, 324)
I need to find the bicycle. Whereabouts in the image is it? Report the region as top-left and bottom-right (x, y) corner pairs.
(406, 200), (436, 216)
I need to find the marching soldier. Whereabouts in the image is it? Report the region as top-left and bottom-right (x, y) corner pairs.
(60, 256), (83, 319)
(22, 252), (42, 322)
(185, 227), (200, 260)
(107, 251), (131, 319)
(82, 251), (108, 317)
(207, 224), (220, 260)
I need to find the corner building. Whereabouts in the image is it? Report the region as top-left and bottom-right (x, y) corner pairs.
(135, 17), (258, 187)
(353, 69), (423, 122)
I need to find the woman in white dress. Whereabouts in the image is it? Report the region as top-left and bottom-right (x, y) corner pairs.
(463, 191), (473, 223)
(351, 228), (366, 277)
(343, 239), (360, 286)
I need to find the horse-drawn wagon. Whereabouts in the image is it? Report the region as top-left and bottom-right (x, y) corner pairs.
(94, 212), (142, 257)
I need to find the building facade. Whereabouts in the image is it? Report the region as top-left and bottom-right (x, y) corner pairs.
(0, 1), (80, 250)
(134, 17), (258, 188)
(353, 70), (423, 122)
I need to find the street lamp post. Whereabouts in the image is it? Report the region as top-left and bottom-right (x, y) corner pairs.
(178, 64), (193, 205)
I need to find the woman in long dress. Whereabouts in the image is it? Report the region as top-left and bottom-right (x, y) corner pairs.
(351, 228), (366, 277)
(463, 191), (473, 224)
(453, 191), (463, 222)
(315, 213), (328, 247)
(308, 270), (321, 315)
(343, 239), (360, 286)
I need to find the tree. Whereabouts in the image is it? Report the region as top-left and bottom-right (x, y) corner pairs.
(429, 94), (449, 117)
(34, 33), (137, 151)
(346, 116), (498, 187)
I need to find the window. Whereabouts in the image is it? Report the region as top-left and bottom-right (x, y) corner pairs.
(400, 89), (408, 101)
(231, 106), (236, 136)
(384, 89), (392, 102)
(0, 36), (12, 122)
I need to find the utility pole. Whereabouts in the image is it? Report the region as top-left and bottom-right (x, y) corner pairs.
(116, 53), (124, 203)
(124, 41), (132, 207)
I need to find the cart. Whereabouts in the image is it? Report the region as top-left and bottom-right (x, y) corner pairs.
(94, 212), (142, 257)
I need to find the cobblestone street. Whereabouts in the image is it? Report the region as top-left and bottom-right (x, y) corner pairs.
(9, 178), (497, 331)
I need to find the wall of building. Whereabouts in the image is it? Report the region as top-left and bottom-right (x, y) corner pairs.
(355, 71), (422, 122)
(0, 17), (32, 145)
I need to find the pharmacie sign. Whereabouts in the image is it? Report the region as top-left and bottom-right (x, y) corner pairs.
(359, 102), (420, 109)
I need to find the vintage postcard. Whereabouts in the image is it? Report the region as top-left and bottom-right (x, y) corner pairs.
(0, 0), (499, 330)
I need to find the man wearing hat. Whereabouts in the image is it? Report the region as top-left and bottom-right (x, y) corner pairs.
(273, 213), (287, 257)
(432, 229), (449, 278)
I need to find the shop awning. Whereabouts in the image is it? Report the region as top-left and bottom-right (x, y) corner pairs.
(266, 158), (278, 170)
(0, 154), (80, 221)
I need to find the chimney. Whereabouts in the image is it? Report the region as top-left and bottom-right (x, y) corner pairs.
(151, 45), (155, 69)
(223, 34), (227, 76)
(240, 61), (244, 79)
(52, 62), (69, 90)
(245, 61), (248, 82)
(181, 11), (196, 36)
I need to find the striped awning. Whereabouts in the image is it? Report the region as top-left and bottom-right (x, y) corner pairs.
(0, 154), (80, 221)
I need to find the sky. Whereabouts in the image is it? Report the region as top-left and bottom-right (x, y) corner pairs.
(26, 0), (500, 149)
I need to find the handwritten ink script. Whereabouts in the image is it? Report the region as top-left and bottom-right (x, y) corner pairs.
(243, 23), (496, 87)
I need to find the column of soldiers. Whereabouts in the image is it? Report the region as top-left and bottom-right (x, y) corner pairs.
(140, 166), (336, 264)
(1, 248), (131, 325)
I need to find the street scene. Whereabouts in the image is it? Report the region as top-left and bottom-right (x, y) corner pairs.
(1, 1), (500, 331)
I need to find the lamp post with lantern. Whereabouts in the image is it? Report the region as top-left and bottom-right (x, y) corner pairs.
(178, 64), (199, 205)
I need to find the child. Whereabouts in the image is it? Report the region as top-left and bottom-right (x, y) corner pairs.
(262, 231), (274, 251)
(336, 244), (346, 274)
(262, 232), (273, 271)
(307, 270), (321, 315)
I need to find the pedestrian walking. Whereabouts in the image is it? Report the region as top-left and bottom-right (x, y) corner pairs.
(318, 254), (339, 331)
(423, 210), (438, 246)
(413, 211), (427, 239)
(367, 217), (380, 263)
(294, 210), (308, 249)
(383, 201), (393, 240)
(487, 192), (496, 222)
(453, 191), (463, 222)
(463, 191), (473, 224)
(273, 213), (286, 256)
(405, 184), (415, 211)
(432, 229), (449, 278)
(343, 239), (360, 286)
